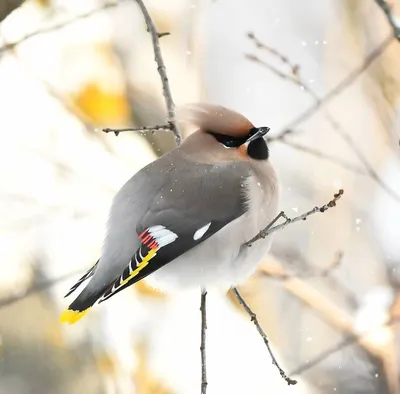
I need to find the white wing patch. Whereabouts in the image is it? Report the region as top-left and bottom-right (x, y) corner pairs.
(148, 225), (178, 246)
(193, 222), (212, 241)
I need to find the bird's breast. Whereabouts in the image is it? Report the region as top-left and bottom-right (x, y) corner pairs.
(144, 166), (280, 293)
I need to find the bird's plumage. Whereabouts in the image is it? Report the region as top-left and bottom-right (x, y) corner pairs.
(60, 103), (279, 324)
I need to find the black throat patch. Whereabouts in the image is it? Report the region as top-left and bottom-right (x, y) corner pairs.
(247, 139), (269, 160)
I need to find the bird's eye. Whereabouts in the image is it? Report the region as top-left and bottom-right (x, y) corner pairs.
(207, 131), (246, 148)
(221, 139), (239, 148)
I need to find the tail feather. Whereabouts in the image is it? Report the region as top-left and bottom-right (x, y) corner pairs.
(60, 281), (112, 325)
(60, 308), (90, 325)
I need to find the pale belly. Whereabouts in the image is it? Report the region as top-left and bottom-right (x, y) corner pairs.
(146, 168), (280, 293)
(145, 211), (276, 293)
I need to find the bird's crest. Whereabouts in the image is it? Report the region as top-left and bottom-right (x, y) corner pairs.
(176, 103), (254, 137)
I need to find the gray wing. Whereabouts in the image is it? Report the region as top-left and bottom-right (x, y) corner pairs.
(98, 157), (251, 302)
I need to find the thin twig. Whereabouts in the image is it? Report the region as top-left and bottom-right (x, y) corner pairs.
(245, 189), (344, 247)
(134, 0), (182, 146)
(257, 258), (400, 392)
(0, 270), (83, 309)
(200, 290), (208, 394)
(232, 287), (297, 385)
(264, 251), (344, 280)
(290, 335), (355, 376)
(0, 1), (121, 55)
(289, 315), (400, 376)
(375, 0), (400, 40)
(103, 124), (171, 136)
(326, 113), (400, 203)
(245, 211), (289, 247)
(278, 34), (393, 132)
(248, 33), (400, 203)
(274, 139), (367, 175)
(245, 54), (301, 87)
(247, 32), (300, 76)
(319, 250), (343, 277)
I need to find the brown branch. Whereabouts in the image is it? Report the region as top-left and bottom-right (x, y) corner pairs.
(0, 1), (121, 55)
(258, 258), (400, 392)
(245, 189), (344, 247)
(375, 0), (400, 40)
(134, 0), (182, 146)
(232, 287), (297, 385)
(258, 259), (387, 360)
(200, 290), (208, 394)
(103, 124), (171, 136)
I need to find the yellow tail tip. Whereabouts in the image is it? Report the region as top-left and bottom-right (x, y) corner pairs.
(60, 308), (90, 325)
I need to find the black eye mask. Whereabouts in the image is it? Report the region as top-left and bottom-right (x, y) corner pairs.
(207, 128), (269, 160)
(208, 132), (247, 148)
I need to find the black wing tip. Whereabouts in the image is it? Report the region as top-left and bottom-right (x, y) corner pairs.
(64, 286), (78, 298)
(63, 260), (100, 298)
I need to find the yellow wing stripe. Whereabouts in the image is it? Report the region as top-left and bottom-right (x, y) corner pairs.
(120, 248), (157, 286)
(60, 246), (158, 325)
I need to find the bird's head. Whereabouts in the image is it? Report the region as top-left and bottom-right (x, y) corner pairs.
(177, 103), (270, 160)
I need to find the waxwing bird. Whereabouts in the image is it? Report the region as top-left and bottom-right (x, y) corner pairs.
(60, 103), (280, 324)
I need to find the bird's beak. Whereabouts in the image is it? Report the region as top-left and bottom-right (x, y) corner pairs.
(245, 127), (270, 144)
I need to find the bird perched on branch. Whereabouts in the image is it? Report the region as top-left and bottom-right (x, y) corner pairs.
(60, 103), (280, 324)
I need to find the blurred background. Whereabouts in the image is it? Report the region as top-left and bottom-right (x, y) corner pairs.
(0, 0), (400, 393)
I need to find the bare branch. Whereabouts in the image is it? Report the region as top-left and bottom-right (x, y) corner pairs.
(265, 251), (344, 280)
(274, 139), (367, 175)
(0, 270), (83, 309)
(245, 189), (344, 247)
(290, 335), (355, 376)
(248, 33), (400, 203)
(134, 0), (182, 146)
(278, 34), (393, 131)
(232, 287), (297, 385)
(103, 124), (171, 136)
(319, 250), (343, 277)
(245, 54), (301, 87)
(0, 0), (24, 23)
(200, 290), (208, 394)
(290, 315), (400, 376)
(326, 112), (400, 203)
(0, 2), (121, 55)
(375, 0), (400, 40)
(247, 32), (300, 76)
(258, 258), (400, 392)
